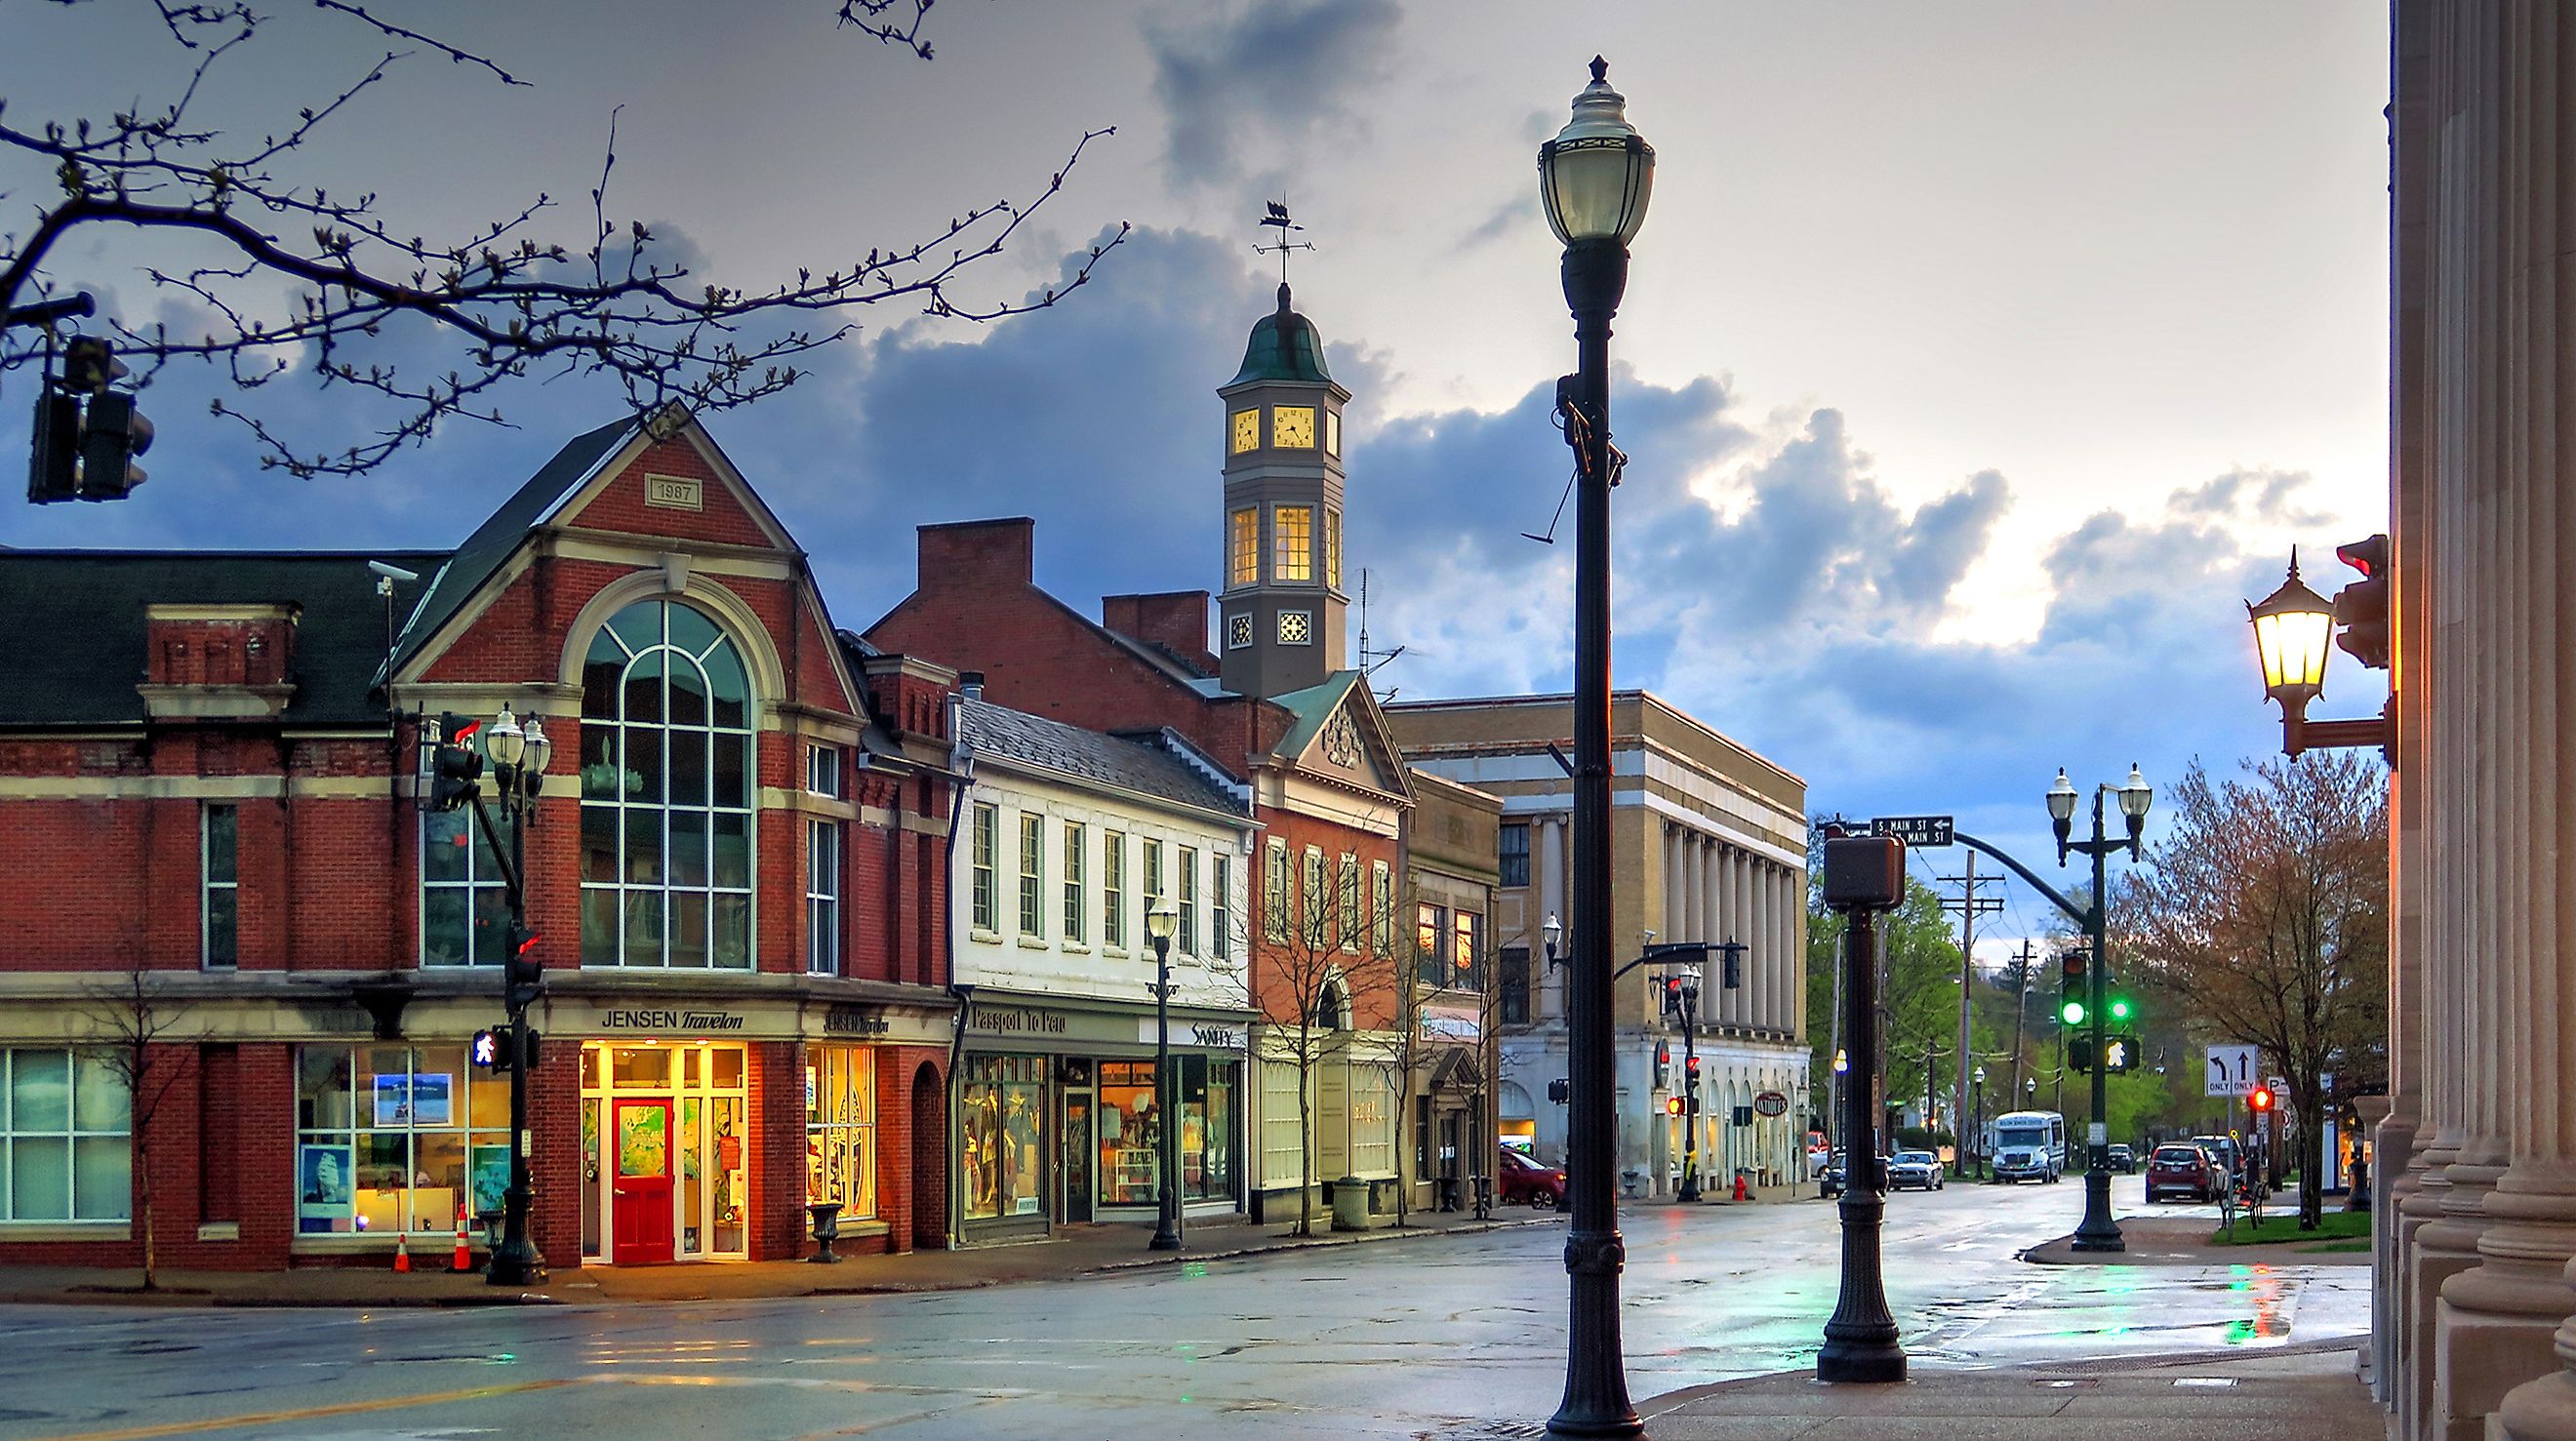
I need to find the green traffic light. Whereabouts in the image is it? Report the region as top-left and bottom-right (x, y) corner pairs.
(2109, 997), (2132, 1021)
(2061, 1000), (2086, 1025)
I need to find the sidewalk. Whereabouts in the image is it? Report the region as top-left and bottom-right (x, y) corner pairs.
(0, 1207), (1558, 1308)
(1637, 1342), (2378, 1439)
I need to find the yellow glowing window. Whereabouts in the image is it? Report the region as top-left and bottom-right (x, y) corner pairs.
(1229, 507), (1259, 586)
(1274, 505), (1313, 582)
(1325, 508), (1342, 589)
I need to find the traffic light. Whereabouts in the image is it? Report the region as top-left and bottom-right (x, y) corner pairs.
(2332, 535), (2391, 670)
(62, 335), (126, 393)
(2060, 947), (2087, 1026)
(78, 388), (152, 500)
(2249, 1086), (2274, 1116)
(25, 336), (154, 504)
(504, 924), (543, 1014)
(1662, 976), (1683, 1018)
(1685, 1054), (1702, 1085)
(1653, 1038), (1670, 1088)
(423, 713), (485, 812)
(1665, 1096), (1685, 1118)
(27, 387), (78, 502)
(2108, 995), (2133, 1024)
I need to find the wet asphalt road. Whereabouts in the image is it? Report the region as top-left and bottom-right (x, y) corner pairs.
(0, 1176), (2366, 1441)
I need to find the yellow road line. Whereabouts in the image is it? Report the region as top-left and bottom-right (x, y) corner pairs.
(39, 1378), (580, 1441)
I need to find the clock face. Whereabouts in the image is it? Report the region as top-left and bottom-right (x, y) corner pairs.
(1230, 409), (1260, 455)
(1228, 613), (1254, 650)
(1273, 406), (1316, 450)
(1324, 409), (1341, 457)
(1278, 611), (1312, 645)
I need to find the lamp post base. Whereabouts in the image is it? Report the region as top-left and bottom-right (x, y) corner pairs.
(2072, 1167), (2125, 1252)
(1817, 1331), (1910, 1384)
(486, 1240), (545, 1286)
(1147, 1224), (1182, 1252)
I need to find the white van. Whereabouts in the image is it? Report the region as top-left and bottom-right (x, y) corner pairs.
(1989, 1110), (2067, 1183)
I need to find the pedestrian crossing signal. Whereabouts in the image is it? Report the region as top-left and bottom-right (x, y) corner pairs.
(470, 1028), (508, 1069)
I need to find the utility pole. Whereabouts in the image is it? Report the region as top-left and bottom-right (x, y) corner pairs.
(1937, 857), (2002, 1174)
(2007, 940), (2034, 1109)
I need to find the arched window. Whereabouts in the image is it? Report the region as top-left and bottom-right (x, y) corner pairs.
(579, 599), (754, 968)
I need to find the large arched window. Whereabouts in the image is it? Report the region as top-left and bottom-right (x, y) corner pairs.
(579, 599), (754, 968)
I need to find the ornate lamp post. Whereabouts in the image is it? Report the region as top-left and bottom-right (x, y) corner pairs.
(483, 705), (548, 1285)
(1537, 54), (1654, 1441)
(2245, 550), (2394, 758)
(1818, 827), (1908, 1383)
(1146, 896), (1183, 1252)
(1670, 966), (1703, 1202)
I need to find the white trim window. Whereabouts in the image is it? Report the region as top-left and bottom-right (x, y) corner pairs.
(1213, 854), (1233, 964)
(1338, 853), (1360, 952)
(807, 818), (841, 976)
(1178, 846), (1199, 956)
(1370, 861), (1395, 955)
(971, 804), (999, 934)
(1264, 841), (1290, 943)
(1103, 830), (1127, 950)
(808, 743), (843, 800)
(202, 803), (238, 969)
(0, 1049), (130, 1222)
(577, 599), (756, 969)
(1063, 821), (1087, 945)
(1301, 847), (1328, 949)
(421, 728), (512, 968)
(1143, 839), (1165, 935)
(1017, 813), (1044, 938)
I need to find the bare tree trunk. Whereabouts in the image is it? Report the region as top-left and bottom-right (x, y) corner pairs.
(139, 1145), (157, 1292)
(1295, 1043), (1314, 1237)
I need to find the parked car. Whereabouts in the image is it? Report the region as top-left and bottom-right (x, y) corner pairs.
(2107, 1144), (2137, 1174)
(1887, 1149), (1945, 1191)
(1820, 1148), (1846, 1198)
(2148, 1142), (2220, 1202)
(2193, 1135), (2242, 1186)
(1498, 1146), (1566, 1209)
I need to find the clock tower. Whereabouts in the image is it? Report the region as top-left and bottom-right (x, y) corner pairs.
(1219, 282), (1350, 700)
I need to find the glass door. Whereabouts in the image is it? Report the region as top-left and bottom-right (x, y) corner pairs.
(1062, 1093), (1093, 1223)
(611, 1099), (674, 1264)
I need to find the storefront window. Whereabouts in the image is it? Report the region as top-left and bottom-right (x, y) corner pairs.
(296, 1044), (500, 1235)
(961, 1054), (1046, 1222)
(2, 1050), (130, 1222)
(805, 1046), (877, 1220)
(1097, 1057), (1237, 1206)
(578, 1042), (750, 1261)
(1349, 1064), (1396, 1178)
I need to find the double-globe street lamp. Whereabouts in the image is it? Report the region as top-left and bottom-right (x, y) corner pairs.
(419, 703), (551, 1285)
(1538, 54), (1654, 1441)
(1146, 896), (1184, 1253)
(1949, 766), (2151, 1254)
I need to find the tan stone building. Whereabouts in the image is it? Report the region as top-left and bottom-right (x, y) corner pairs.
(1400, 768), (1505, 1215)
(1384, 692), (1809, 1200)
(2378, 7), (2576, 1437)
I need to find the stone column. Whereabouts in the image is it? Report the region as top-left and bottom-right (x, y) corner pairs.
(1725, 846), (1749, 1027)
(1775, 863), (1795, 1033)
(1662, 822), (1683, 946)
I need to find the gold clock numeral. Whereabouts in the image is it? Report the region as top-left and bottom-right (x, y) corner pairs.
(1274, 406), (1315, 449)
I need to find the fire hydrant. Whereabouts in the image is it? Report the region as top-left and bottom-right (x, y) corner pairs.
(1732, 1172), (1750, 1202)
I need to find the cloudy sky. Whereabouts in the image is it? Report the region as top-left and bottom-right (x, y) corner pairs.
(0, 1), (2392, 939)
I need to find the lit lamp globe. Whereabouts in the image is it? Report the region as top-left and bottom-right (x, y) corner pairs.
(523, 717), (551, 778)
(1538, 57), (1655, 250)
(2115, 762), (2152, 852)
(487, 704), (526, 769)
(2046, 768), (2078, 858)
(2246, 552), (2336, 717)
(1146, 897), (1179, 947)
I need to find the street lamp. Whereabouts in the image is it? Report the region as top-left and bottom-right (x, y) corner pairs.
(2245, 549), (2393, 758)
(1971, 1066), (1987, 1180)
(1538, 54), (1653, 1441)
(1543, 911), (1563, 971)
(1146, 895), (1183, 1253)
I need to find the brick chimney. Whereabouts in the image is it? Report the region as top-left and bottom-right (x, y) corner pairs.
(916, 518), (1034, 591)
(1102, 591), (1216, 675)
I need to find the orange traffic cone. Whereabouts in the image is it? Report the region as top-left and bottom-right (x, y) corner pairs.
(451, 1213), (472, 1273)
(1732, 1173), (1749, 1202)
(393, 1232), (412, 1273)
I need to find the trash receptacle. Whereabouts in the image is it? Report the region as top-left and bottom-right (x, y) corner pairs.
(1333, 1176), (1370, 1231)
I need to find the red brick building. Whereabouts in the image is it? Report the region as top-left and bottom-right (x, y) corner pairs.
(866, 287), (1431, 1222)
(0, 408), (960, 1270)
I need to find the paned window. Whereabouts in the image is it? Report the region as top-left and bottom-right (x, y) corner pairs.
(808, 744), (842, 798)
(1273, 504), (1314, 582)
(971, 804), (999, 933)
(421, 726), (514, 967)
(295, 1044), (497, 1235)
(1143, 839), (1165, 926)
(1501, 947), (1532, 1024)
(578, 599), (754, 969)
(807, 820), (841, 976)
(1325, 507), (1343, 590)
(1098, 1058), (1236, 1205)
(1417, 902), (1445, 986)
(1213, 854), (1233, 963)
(1349, 1064), (1396, 1177)
(202, 803), (238, 968)
(1017, 813), (1044, 937)
(1338, 854), (1360, 950)
(1104, 830), (1127, 949)
(1500, 822), (1531, 889)
(805, 1046), (877, 1220)
(1453, 911), (1483, 992)
(1301, 848), (1328, 949)
(1263, 841), (1290, 942)
(1260, 1061), (1305, 1187)
(0, 1050), (129, 1221)
(1228, 507), (1260, 586)
(1370, 861), (1395, 954)
(1178, 847), (1199, 955)
(1063, 822), (1087, 944)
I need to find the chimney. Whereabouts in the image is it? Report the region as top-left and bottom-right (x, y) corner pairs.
(1101, 590), (1217, 674)
(960, 669), (986, 701)
(916, 518), (1035, 591)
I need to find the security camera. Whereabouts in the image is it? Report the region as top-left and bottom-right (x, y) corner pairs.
(368, 560), (420, 582)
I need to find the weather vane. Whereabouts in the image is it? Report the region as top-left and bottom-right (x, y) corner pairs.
(1254, 198), (1315, 288)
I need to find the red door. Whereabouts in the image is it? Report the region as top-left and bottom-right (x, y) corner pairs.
(612, 1100), (674, 1264)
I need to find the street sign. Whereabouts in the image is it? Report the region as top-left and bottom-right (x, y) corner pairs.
(1753, 1091), (1789, 1118)
(1870, 815), (1954, 848)
(2206, 1044), (2259, 1097)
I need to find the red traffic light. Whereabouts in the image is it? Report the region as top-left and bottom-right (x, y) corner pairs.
(1664, 1096), (1684, 1117)
(1685, 1055), (1702, 1078)
(2061, 948), (2087, 981)
(2249, 1087), (2274, 1112)
(2335, 535), (2385, 580)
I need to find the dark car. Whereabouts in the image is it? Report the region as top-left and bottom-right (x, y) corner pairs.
(2107, 1144), (2137, 1174)
(1887, 1149), (1945, 1191)
(2193, 1135), (2242, 1185)
(1498, 1146), (1565, 1209)
(1820, 1150), (1892, 1198)
(2147, 1142), (2219, 1202)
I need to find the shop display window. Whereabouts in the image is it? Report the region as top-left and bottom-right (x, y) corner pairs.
(295, 1044), (501, 1235)
(1096, 1057), (1237, 1207)
(579, 1042), (751, 1261)
(805, 1046), (877, 1220)
(1, 1049), (130, 1223)
(961, 1054), (1047, 1222)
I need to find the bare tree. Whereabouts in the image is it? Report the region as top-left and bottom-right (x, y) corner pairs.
(2118, 752), (2390, 1229)
(1254, 851), (1401, 1237)
(2, 1), (1125, 477)
(77, 961), (191, 1292)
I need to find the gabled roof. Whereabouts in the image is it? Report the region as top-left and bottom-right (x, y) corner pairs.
(961, 698), (1248, 821)
(0, 550), (449, 727)
(1268, 669), (1415, 804)
(381, 413), (641, 680)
